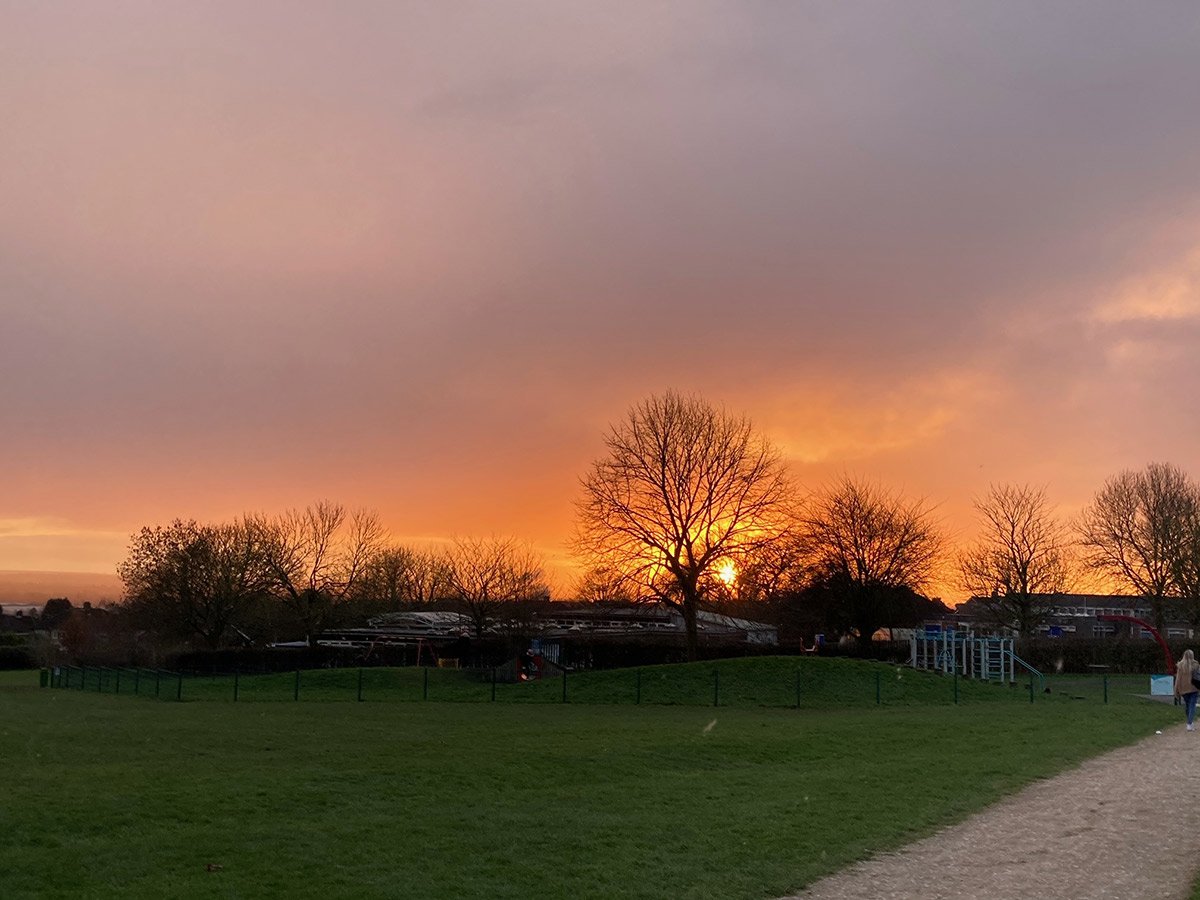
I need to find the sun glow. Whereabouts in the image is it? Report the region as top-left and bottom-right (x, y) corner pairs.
(717, 561), (737, 585)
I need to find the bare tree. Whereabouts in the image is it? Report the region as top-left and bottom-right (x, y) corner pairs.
(958, 484), (1072, 636)
(803, 476), (943, 646)
(355, 545), (449, 612)
(443, 536), (549, 637)
(574, 564), (637, 603)
(119, 518), (272, 649)
(1078, 462), (1197, 631)
(731, 531), (811, 604)
(1166, 508), (1200, 628)
(574, 391), (790, 660)
(1170, 483), (1200, 627)
(254, 501), (386, 644)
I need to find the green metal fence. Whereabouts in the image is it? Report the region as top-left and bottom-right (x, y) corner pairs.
(40, 662), (1158, 711)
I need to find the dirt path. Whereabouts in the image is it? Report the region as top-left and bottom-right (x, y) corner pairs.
(786, 719), (1200, 900)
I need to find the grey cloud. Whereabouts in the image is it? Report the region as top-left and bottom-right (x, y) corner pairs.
(5, 1), (1200, 569)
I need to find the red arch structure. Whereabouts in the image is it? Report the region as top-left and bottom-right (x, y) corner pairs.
(1098, 614), (1175, 674)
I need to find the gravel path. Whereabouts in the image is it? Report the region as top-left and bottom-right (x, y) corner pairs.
(786, 720), (1200, 900)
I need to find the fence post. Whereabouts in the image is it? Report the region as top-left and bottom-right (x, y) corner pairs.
(155, 669), (161, 697)
(954, 668), (958, 705)
(358, 667), (364, 703)
(1103, 674), (1109, 705)
(636, 668), (641, 705)
(423, 666), (428, 701)
(177, 672), (183, 702)
(713, 669), (720, 707)
(116, 668), (121, 695)
(97, 667), (104, 693)
(234, 669), (240, 702)
(294, 669), (300, 702)
(795, 668), (801, 709)
(875, 670), (881, 705)
(1028, 673), (1034, 704)
(562, 670), (567, 704)
(490, 667), (496, 702)
(134, 668), (140, 696)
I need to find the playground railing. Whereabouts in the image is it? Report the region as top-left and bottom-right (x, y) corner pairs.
(1006, 650), (1045, 693)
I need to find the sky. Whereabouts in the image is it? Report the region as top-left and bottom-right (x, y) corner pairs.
(4, 2), (1200, 601)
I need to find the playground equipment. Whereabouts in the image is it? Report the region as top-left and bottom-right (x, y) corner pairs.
(910, 628), (1043, 687)
(1098, 614), (1175, 674)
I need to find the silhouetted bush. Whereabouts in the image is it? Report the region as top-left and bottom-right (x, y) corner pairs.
(0, 646), (37, 669)
(1015, 638), (1191, 674)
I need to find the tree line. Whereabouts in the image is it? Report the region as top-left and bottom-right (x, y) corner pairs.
(112, 391), (1200, 659)
(117, 506), (549, 651)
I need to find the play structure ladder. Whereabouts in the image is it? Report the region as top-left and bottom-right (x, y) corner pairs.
(911, 630), (1043, 686)
(975, 638), (1009, 682)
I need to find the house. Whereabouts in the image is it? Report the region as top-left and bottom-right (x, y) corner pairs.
(953, 593), (1198, 640)
(315, 603), (778, 665)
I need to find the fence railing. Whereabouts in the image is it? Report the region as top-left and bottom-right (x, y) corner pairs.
(40, 664), (1148, 710)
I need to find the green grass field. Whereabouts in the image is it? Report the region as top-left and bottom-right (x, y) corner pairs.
(2, 661), (1177, 899)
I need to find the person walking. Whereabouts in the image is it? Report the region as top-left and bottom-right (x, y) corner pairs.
(1175, 649), (1200, 731)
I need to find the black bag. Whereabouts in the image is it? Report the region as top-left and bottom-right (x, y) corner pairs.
(1190, 668), (1200, 690)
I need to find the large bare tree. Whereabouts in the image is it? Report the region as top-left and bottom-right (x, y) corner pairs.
(574, 391), (790, 660)
(442, 536), (549, 637)
(958, 484), (1072, 636)
(803, 476), (943, 645)
(1078, 462), (1197, 631)
(119, 518), (272, 649)
(254, 501), (386, 644)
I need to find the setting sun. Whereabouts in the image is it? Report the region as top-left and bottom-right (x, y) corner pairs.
(717, 562), (737, 586)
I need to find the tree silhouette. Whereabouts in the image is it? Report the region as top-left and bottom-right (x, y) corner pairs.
(442, 536), (548, 637)
(254, 502), (385, 645)
(1078, 462), (1196, 631)
(958, 484), (1072, 636)
(574, 391), (790, 660)
(803, 476), (943, 646)
(118, 518), (271, 648)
